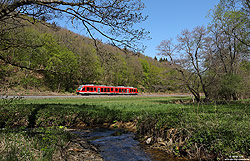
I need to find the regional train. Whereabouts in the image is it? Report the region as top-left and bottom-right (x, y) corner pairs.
(76, 84), (138, 95)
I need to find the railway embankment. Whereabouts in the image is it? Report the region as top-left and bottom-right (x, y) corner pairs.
(1, 96), (250, 160)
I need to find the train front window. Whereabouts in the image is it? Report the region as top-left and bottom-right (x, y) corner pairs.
(77, 85), (83, 90)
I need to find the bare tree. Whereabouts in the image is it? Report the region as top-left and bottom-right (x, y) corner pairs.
(158, 27), (213, 102)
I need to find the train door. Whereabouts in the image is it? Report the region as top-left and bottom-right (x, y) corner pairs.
(127, 89), (129, 94)
(98, 88), (100, 94)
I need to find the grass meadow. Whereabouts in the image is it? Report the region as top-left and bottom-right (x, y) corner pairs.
(0, 96), (250, 160)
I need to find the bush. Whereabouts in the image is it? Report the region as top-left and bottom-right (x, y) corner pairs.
(208, 74), (243, 101)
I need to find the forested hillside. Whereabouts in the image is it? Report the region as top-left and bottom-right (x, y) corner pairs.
(0, 21), (179, 94)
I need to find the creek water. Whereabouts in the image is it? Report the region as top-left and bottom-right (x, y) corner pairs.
(73, 128), (184, 161)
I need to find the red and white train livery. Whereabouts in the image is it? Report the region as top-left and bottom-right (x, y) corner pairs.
(76, 84), (138, 95)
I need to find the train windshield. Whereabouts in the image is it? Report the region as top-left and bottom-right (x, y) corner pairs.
(77, 85), (84, 90)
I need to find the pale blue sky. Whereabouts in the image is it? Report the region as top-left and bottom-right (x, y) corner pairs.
(58, 0), (220, 58)
(141, 0), (219, 58)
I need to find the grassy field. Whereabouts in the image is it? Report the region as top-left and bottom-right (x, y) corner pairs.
(0, 96), (250, 160)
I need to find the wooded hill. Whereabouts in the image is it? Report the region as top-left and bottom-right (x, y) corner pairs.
(0, 21), (179, 94)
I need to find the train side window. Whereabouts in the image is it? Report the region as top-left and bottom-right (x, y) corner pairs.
(111, 88), (113, 92)
(82, 87), (85, 91)
(116, 88), (118, 92)
(87, 87), (89, 91)
(101, 88), (103, 92)
(90, 87), (93, 91)
(94, 88), (96, 91)
(107, 88), (110, 92)
(105, 88), (107, 92)
(119, 89), (121, 92)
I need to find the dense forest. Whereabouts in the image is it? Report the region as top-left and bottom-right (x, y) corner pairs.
(0, 21), (179, 93)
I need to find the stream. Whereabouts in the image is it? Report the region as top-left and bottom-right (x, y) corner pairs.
(72, 128), (183, 161)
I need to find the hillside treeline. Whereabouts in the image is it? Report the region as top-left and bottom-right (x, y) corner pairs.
(0, 22), (178, 93)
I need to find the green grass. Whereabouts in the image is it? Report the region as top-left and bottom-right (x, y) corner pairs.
(24, 96), (190, 104)
(1, 96), (250, 160)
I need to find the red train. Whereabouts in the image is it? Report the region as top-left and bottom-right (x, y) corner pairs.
(76, 84), (138, 95)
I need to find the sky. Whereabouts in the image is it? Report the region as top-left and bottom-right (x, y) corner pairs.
(58, 0), (220, 58)
(141, 0), (220, 58)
